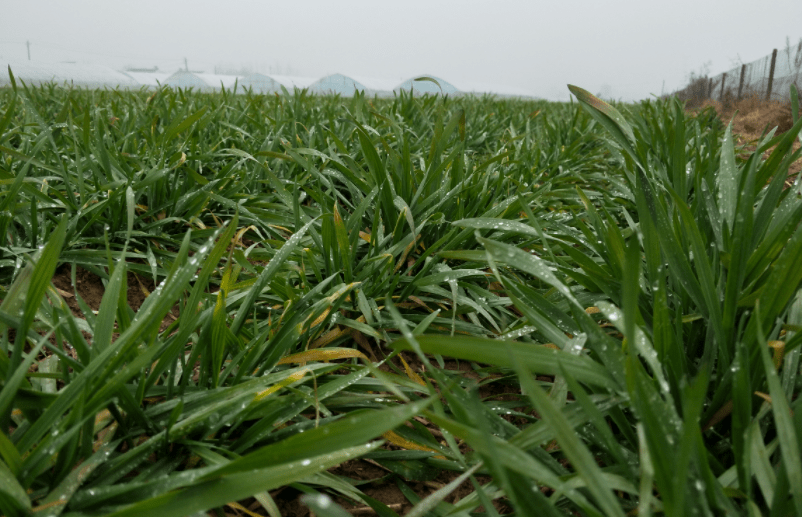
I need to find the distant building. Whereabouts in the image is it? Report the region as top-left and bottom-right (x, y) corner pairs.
(163, 71), (210, 91)
(395, 75), (460, 96)
(307, 74), (402, 97)
(1, 59), (138, 89)
(0, 61), (533, 98)
(122, 71), (170, 88)
(238, 73), (284, 94)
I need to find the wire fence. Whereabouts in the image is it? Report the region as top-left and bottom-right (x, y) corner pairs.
(674, 39), (802, 107)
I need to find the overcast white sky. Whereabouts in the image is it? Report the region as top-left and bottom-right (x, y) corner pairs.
(1, 0), (801, 101)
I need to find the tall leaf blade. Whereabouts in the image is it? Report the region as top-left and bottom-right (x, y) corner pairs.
(514, 355), (625, 517)
(568, 85), (636, 158)
(717, 123), (739, 232)
(390, 335), (617, 390)
(230, 218), (316, 335)
(6, 215), (68, 381)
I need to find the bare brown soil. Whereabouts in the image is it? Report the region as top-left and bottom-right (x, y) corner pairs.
(51, 266), (105, 314)
(51, 265), (178, 331)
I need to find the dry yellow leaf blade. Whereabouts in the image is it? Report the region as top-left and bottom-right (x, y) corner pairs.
(398, 353), (426, 387)
(768, 340), (785, 370)
(93, 422), (118, 453)
(310, 327), (350, 349)
(226, 501), (263, 517)
(302, 282), (362, 332)
(307, 307), (331, 330)
(754, 391), (773, 405)
(134, 274), (151, 297)
(94, 409), (112, 427)
(234, 225), (258, 247)
(277, 348), (369, 365)
(407, 295), (434, 312)
(267, 224), (292, 234)
(393, 234), (422, 274)
(381, 430), (445, 459)
(253, 368), (312, 402)
(55, 287), (74, 299)
(33, 499), (68, 513)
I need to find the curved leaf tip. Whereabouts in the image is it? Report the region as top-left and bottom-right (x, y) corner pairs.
(568, 85), (617, 119)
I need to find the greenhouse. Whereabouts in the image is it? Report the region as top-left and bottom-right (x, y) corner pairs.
(307, 74), (400, 97)
(1, 59), (138, 89)
(308, 74), (369, 96)
(394, 75), (460, 96)
(195, 73), (240, 91)
(163, 71), (212, 91)
(238, 73), (284, 94)
(348, 75), (401, 97)
(270, 75), (316, 91)
(0, 61), (532, 98)
(122, 71), (171, 89)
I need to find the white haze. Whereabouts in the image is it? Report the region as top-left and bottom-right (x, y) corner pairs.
(1, 0), (801, 101)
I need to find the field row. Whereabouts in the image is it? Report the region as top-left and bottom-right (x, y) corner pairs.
(0, 81), (801, 515)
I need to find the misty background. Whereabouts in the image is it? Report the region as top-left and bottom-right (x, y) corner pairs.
(2, 0), (801, 101)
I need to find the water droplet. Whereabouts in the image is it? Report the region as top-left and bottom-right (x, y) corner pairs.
(313, 494), (332, 508)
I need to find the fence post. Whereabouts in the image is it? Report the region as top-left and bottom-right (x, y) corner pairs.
(738, 64), (746, 100)
(720, 72), (727, 100)
(766, 48), (778, 101)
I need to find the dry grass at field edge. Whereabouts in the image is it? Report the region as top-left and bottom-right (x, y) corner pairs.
(690, 95), (802, 176)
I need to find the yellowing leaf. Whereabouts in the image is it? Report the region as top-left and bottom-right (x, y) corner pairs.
(253, 368), (311, 402)
(134, 275), (151, 297)
(226, 501), (263, 517)
(393, 234), (421, 273)
(310, 327), (350, 349)
(768, 340), (785, 370)
(308, 307), (331, 330)
(268, 224), (292, 233)
(381, 430), (445, 459)
(277, 348), (368, 365)
(754, 391), (773, 405)
(399, 353), (426, 387)
(234, 225), (258, 247)
(407, 295), (434, 312)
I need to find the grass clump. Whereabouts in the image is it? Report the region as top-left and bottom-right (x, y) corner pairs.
(0, 77), (801, 516)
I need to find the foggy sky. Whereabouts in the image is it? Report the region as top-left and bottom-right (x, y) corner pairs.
(2, 0), (801, 101)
